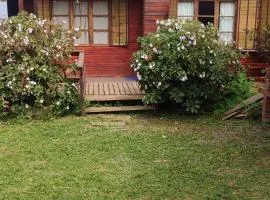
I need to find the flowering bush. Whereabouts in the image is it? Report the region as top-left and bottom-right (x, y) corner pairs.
(131, 19), (243, 113)
(0, 12), (81, 116)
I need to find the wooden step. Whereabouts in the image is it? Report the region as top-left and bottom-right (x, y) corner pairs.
(85, 105), (156, 113)
(85, 94), (144, 101)
(244, 63), (269, 69)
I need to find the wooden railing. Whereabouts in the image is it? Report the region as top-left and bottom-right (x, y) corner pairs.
(66, 51), (85, 115)
(262, 67), (270, 122)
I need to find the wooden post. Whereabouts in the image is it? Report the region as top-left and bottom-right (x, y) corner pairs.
(18, 0), (24, 11)
(262, 67), (270, 122)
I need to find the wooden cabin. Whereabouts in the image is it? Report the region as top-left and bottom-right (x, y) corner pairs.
(3, 0), (270, 77)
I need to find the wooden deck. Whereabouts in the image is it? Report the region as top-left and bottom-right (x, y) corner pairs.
(84, 77), (145, 101)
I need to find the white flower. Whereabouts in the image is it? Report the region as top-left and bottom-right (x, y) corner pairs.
(73, 36), (77, 40)
(56, 101), (60, 106)
(30, 81), (36, 85)
(56, 45), (61, 49)
(160, 20), (165, 25)
(40, 99), (44, 104)
(137, 73), (141, 80)
(157, 82), (162, 87)
(153, 47), (158, 54)
(209, 60), (213, 64)
(209, 50), (213, 54)
(149, 62), (155, 69)
(156, 34), (160, 38)
(181, 75), (188, 82)
(149, 43), (153, 48)
(156, 19), (159, 25)
(181, 45), (185, 50)
(17, 24), (22, 32)
(25, 104), (29, 109)
(199, 72), (206, 78)
(138, 63), (141, 67)
(66, 106), (70, 110)
(177, 47), (181, 51)
(72, 83), (77, 87)
(202, 35), (205, 38)
(62, 20), (67, 24)
(27, 28), (33, 34)
(67, 91), (71, 94)
(25, 84), (30, 89)
(74, 27), (80, 32)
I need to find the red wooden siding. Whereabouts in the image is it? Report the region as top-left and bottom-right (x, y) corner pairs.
(143, 0), (170, 34)
(76, 0), (143, 77)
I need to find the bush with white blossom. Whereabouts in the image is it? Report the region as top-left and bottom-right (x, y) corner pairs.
(131, 19), (243, 113)
(0, 12), (81, 116)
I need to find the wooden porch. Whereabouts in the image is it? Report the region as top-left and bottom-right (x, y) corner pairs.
(84, 77), (145, 102)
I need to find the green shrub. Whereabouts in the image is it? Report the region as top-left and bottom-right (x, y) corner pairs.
(131, 19), (243, 113)
(0, 12), (80, 116)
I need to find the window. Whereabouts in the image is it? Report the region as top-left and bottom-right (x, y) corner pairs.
(219, 1), (235, 43)
(52, 0), (128, 46)
(177, 0), (194, 20)
(198, 1), (215, 25)
(177, 0), (236, 42)
(0, 0), (8, 20)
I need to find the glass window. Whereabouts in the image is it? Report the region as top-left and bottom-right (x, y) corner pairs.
(219, 1), (235, 43)
(198, 0), (215, 25)
(177, 0), (194, 20)
(73, 0), (89, 45)
(0, 0), (8, 19)
(93, 0), (109, 45)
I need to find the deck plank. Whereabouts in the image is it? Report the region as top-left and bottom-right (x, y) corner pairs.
(85, 105), (155, 113)
(131, 82), (141, 94)
(104, 82), (110, 95)
(108, 82), (115, 95)
(117, 82), (126, 95)
(98, 82), (104, 95)
(93, 82), (99, 95)
(127, 82), (137, 95)
(89, 82), (94, 95)
(113, 82), (120, 95)
(122, 82), (132, 95)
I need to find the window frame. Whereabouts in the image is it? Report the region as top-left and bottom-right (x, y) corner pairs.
(177, 0), (238, 42)
(51, 0), (128, 47)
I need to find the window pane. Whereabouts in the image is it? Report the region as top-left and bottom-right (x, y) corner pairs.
(199, 1), (215, 15)
(75, 31), (89, 45)
(93, 0), (109, 15)
(219, 33), (233, 43)
(219, 17), (234, 32)
(198, 17), (214, 25)
(93, 32), (109, 44)
(53, 16), (70, 29)
(73, 0), (88, 15)
(177, 1), (194, 18)
(93, 17), (108, 29)
(0, 0), (8, 19)
(52, 0), (69, 15)
(220, 1), (235, 17)
(74, 16), (88, 29)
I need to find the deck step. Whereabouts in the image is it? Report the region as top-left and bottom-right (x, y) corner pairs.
(85, 94), (144, 101)
(85, 105), (155, 113)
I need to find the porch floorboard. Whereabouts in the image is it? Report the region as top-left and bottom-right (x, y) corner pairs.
(84, 77), (145, 101)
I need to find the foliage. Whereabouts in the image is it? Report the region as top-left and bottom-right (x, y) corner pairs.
(214, 72), (256, 115)
(0, 12), (81, 116)
(255, 26), (270, 59)
(131, 19), (243, 113)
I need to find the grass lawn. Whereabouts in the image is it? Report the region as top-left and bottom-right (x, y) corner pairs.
(0, 114), (270, 199)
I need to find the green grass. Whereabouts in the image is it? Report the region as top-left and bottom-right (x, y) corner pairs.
(0, 114), (270, 199)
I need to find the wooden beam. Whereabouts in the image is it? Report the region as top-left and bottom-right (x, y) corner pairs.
(18, 0), (24, 11)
